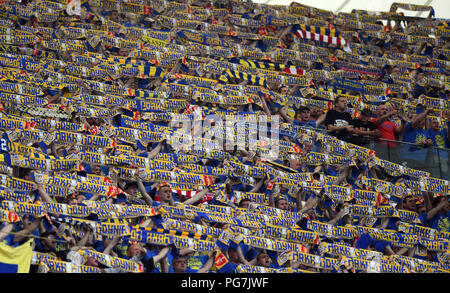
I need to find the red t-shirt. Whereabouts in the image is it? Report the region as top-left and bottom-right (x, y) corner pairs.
(372, 118), (397, 147)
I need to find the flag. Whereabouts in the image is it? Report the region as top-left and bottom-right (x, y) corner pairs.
(215, 250), (237, 273)
(293, 24), (347, 47)
(283, 66), (305, 76)
(0, 239), (34, 273)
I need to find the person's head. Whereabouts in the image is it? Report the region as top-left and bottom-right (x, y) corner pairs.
(124, 182), (138, 197)
(334, 96), (347, 112)
(416, 117), (427, 129)
(91, 165), (101, 175)
(85, 255), (99, 267)
(375, 104), (389, 118)
(288, 158), (300, 170)
(297, 106), (311, 122)
(302, 140), (313, 153)
(279, 86), (289, 95)
(228, 247), (240, 264)
(360, 108), (372, 123)
(432, 196), (449, 214)
(109, 9), (119, 22)
(391, 66), (401, 76)
(275, 198), (290, 211)
(238, 198), (251, 209)
(40, 232), (57, 252)
(86, 117), (99, 126)
(20, 168), (33, 181)
(430, 118), (440, 132)
(256, 251), (271, 267)
(127, 242), (144, 258)
(172, 256), (187, 273)
(158, 183), (172, 203)
(402, 195), (416, 212)
(67, 194), (78, 205)
(117, 47), (129, 57)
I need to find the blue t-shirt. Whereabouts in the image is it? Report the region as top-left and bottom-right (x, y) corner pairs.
(293, 120), (317, 129)
(401, 122), (431, 164)
(425, 211), (450, 232)
(428, 128), (448, 159)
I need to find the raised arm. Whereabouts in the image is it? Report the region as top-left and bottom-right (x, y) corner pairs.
(36, 183), (54, 203)
(411, 108), (432, 128)
(136, 174), (153, 207)
(147, 142), (163, 160)
(197, 252), (216, 273)
(12, 217), (42, 244)
(0, 222), (13, 242)
(298, 193), (319, 214)
(372, 109), (396, 127)
(102, 236), (121, 255)
(315, 112), (326, 127)
(279, 105), (294, 124)
(152, 246), (170, 264)
(425, 198), (447, 221)
(249, 177), (265, 193)
(183, 188), (208, 205)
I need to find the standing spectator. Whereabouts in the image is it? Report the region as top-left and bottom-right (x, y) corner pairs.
(372, 104), (407, 162)
(324, 96), (354, 141)
(427, 116), (450, 179)
(419, 196), (450, 232)
(350, 108), (381, 147)
(401, 108), (434, 170)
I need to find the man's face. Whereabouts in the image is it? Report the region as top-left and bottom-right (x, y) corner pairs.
(417, 118), (426, 129)
(118, 48), (129, 57)
(76, 194), (86, 204)
(125, 184), (138, 197)
(239, 200), (251, 209)
(158, 186), (172, 202)
(417, 204), (426, 214)
(430, 119), (440, 131)
(127, 244), (142, 258)
(173, 257), (187, 272)
(300, 110), (311, 122)
(276, 199), (290, 211)
(91, 165), (101, 175)
(303, 142), (312, 153)
(228, 249), (239, 263)
(289, 159), (300, 170)
(376, 105), (388, 117)
(109, 10), (119, 22)
(85, 256), (99, 267)
(403, 197), (416, 212)
(439, 197), (449, 213)
(335, 97), (347, 111)
(257, 253), (271, 267)
(280, 86), (289, 95)
(391, 67), (400, 76)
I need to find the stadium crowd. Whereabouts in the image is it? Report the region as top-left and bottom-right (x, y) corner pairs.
(0, 0), (449, 273)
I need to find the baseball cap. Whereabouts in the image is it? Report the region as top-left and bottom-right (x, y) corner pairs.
(361, 108), (372, 117)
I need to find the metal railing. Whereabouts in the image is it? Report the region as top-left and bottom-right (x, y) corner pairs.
(290, 125), (450, 180)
